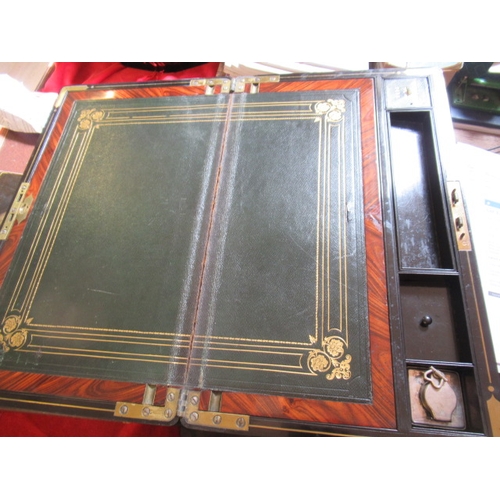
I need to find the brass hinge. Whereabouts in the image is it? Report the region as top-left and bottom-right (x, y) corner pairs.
(114, 385), (180, 423)
(190, 78), (231, 95)
(447, 181), (471, 251)
(190, 76), (280, 95)
(180, 390), (249, 432)
(233, 75), (280, 93)
(114, 386), (249, 431)
(0, 182), (32, 241)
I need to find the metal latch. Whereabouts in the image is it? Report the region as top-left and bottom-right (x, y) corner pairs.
(233, 75), (280, 93)
(447, 181), (471, 251)
(419, 367), (457, 422)
(408, 367), (465, 429)
(0, 182), (32, 241)
(190, 78), (231, 95)
(181, 390), (249, 432)
(114, 385), (180, 423)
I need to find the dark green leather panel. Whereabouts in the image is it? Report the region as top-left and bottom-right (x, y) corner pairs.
(188, 91), (371, 402)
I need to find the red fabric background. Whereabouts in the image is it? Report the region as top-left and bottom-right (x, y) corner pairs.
(2, 63), (219, 436)
(40, 62), (220, 92)
(0, 410), (180, 437)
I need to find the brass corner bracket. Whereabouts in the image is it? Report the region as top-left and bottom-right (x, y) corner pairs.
(54, 85), (89, 108)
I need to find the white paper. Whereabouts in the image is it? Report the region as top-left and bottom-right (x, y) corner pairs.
(449, 143), (500, 371)
(0, 74), (57, 133)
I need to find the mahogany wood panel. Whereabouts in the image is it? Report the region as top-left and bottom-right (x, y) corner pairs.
(0, 369), (145, 403)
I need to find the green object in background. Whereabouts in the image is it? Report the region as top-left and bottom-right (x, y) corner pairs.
(451, 62), (500, 115)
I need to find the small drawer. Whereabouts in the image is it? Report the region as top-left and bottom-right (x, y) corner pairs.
(400, 275), (470, 363)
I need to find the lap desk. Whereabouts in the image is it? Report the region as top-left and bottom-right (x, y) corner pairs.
(0, 69), (497, 436)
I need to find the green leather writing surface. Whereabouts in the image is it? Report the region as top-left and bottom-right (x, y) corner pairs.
(0, 95), (228, 385)
(188, 91), (371, 402)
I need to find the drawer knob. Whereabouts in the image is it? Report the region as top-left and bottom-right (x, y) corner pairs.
(420, 315), (433, 327)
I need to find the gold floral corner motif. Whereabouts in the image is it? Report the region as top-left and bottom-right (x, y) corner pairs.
(77, 109), (105, 130)
(1, 314), (30, 352)
(314, 99), (346, 123)
(306, 336), (351, 381)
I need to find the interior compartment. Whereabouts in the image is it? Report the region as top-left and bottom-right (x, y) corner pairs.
(408, 363), (483, 434)
(400, 274), (471, 363)
(389, 112), (454, 270)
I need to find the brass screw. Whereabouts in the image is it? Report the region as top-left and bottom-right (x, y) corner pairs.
(190, 412), (199, 422)
(142, 407), (151, 417)
(190, 395), (199, 406)
(167, 392), (176, 402)
(120, 405), (128, 415)
(165, 409), (173, 419)
(213, 415), (222, 425)
(236, 417), (246, 428)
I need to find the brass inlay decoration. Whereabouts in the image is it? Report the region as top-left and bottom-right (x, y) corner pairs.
(0, 314), (30, 352)
(0, 395), (113, 414)
(309, 99), (350, 380)
(181, 390), (249, 431)
(0, 182), (32, 241)
(314, 99), (346, 123)
(114, 386), (180, 423)
(307, 336), (352, 380)
(77, 109), (105, 130)
(447, 181), (471, 251)
(486, 394), (500, 437)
